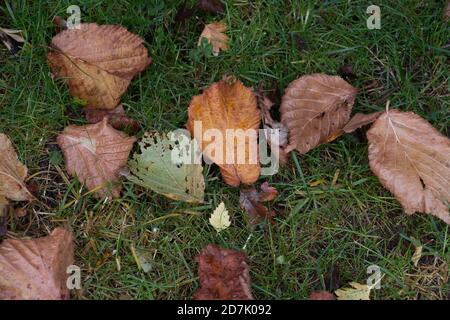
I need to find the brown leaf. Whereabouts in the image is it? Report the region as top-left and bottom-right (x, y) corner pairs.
(367, 109), (450, 224)
(280, 74), (358, 154)
(194, 244), (253, 300)
(240, 181), (278, 224)
(0, 196), (8, 237)
(309, 291), (336, 300)
(0, 228), (74, 300)
(197, 0), (224, 14)
(187, 79), (261, 187)
(0, 134), (34, 202)
(47, 23), (151, 109)
(57, 118), (136, 198)
(342, 111), (383, 133)
(198, 22), (229, 56)
(84, 104), (140, 132)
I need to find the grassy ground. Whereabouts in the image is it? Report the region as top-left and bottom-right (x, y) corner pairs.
(1, 0), (449, 300)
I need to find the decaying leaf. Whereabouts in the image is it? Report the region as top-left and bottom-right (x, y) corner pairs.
(0, 228), (74, 300)
(309, 291), (336, 300)
(0, 133), (34, 203)
(342, 111), (383, 133)
(257, 92), (289, 164)
(47, 23), (151, 109)
(335, 282), (372, 300)
(412, 244), (423, 267)
(197, 0), (225, 14)
(239, 181), (278, 224)
(127, 131), (205, 203)
(187, 79), (261, 187)
(0, 27), (24, 55)
(280, 74), (358, 154)
(0, 196), (7, 237)
(198, 22), (229, 56)
(194, 244), (253, 300)
(84, 104), (140, 132)
(57, 118), (136, 198)
(367, 109), (450, 224)
(209, 201), (231, 232)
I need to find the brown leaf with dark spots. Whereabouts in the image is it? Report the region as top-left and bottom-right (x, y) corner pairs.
(84, 104), (140, 132)
(280, 74), (358, 154)
(197, 0), (224, 14)
(240, 181), (278, 224)
(0, 228), (74, 300)
(57, 118), (136, 199)
(187, 79), (261, 187)
(309, 291), (336, 300)
(47, 23), (151, 109)
(368, 109), (450, 224)
(194, 244), (253, 300)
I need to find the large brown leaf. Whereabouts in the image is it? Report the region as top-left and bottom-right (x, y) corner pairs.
(280, 74), (357, 154)
(367, 109), (450, 224)
(194, 244), (253, 300)
(48, 23), (151, 109)
(57, 118), (136, 198)
(187, 79), (261, 187)
(0, 133), (34, 202)
(0, 228), (74, 300)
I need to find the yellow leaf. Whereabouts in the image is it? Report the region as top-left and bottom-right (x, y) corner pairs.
(335, 282), (372, 300)
(412, 244), (423, 267)
(209, 202), (231, 232)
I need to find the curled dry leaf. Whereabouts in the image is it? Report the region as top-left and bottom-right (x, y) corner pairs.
(367, 109), (450, 224)
(239, 181), (278, 224)
(127, 131), (205, 203)
(48, 23), (151, 109)
(187, 79), (261, 187)
(0, 27), (24, 55)
(257, 92), (289, 164)
(0, 228), (74, 300)
(309, 291), (336, 300)
(198, 22), (229, 56)
(84, 104), (140, 132)
(197, 0), (225, 14)
(0, 133), (34, 203)
(327, 111), (384, 143)
(57, 118), (136, 199)
(194, 244), (253, 300)
(280, 74), (358, 154)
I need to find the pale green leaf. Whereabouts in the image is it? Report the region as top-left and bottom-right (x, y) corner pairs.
(127, 131), (205, 203)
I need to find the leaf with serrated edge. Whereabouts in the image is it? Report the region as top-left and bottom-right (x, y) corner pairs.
(57, 118), (136, 199)
(198, 22), (229, 56)
(280, 73), (357, 154)
(367, 109), (450, 224)
(128, 131), (205, 203)
(335, 282), (371, 300)
(48, 23), (151, 109)
(209, 202), (231, 232)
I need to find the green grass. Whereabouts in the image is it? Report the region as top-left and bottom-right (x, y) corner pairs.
(1, 0), (449, 300)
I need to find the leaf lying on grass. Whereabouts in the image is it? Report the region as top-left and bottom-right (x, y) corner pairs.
(367, 109), (450, 224)
(335, 282), (372, 300)
(239, 181), (278, 224)
(187, 78), (260, 187)
(309, 291), (336, 300)
(84, 104), (140, 132)
(194, 244), (253, 300)
(197, 0), (225, 14)
(47, 23), (151, 109)
(0, 27), (24, 55)
(198, 22), (229, 56)
(209, 202), (231, 232)
(0, 228), (74, 300)
(127, 131), (205, 203)
(0, 133), (34, 206)
(57, 118), (136, 199)
(280, 73), (358, 154)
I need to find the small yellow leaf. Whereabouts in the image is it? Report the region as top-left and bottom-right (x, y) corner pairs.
(335, 282), (371, 300)
(209, 202), (231, 232)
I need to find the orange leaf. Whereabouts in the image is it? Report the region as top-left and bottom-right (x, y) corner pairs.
(198, 22), (229, 56)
